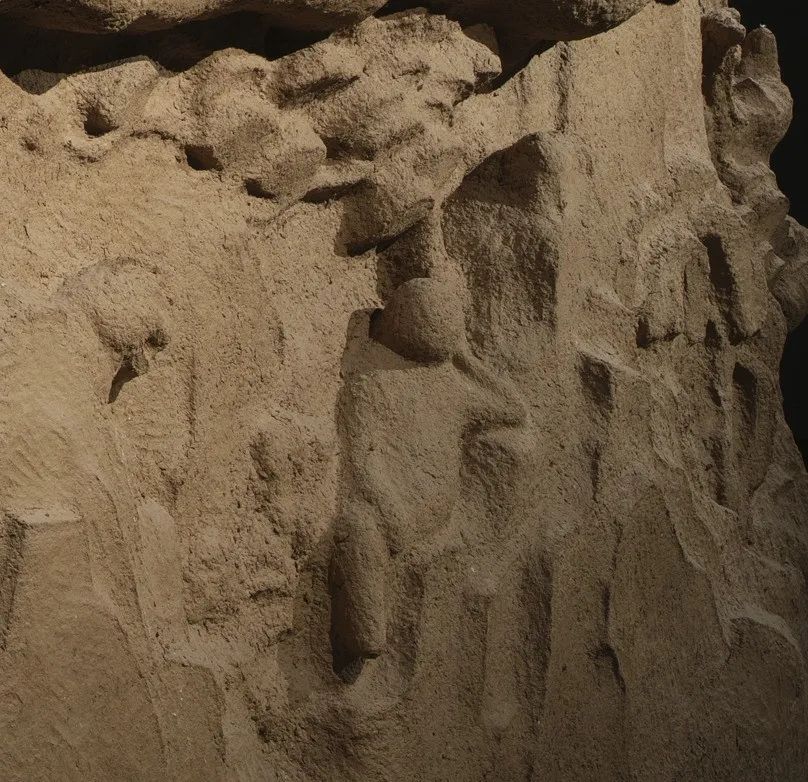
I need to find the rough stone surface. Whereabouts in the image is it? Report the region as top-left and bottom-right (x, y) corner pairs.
(0, 0), (388, 34)
(0, 0), (807, 780)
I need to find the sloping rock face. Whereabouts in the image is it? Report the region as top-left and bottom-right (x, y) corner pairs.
(0, 1), (807, 780)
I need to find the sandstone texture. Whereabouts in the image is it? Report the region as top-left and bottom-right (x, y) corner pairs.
(0, 0), (807, 780)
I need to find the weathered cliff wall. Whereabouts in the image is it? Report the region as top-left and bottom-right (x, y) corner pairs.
(0, 1), (806, 779)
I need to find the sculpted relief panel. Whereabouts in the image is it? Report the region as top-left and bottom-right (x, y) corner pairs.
(0, 1), (806, 780)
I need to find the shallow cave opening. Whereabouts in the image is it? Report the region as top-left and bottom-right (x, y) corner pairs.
(731, 1), (808, 464)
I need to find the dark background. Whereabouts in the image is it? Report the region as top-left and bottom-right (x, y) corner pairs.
(731, 1), (808, 463)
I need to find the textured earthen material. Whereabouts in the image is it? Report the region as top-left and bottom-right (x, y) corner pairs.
(0, 0), (807, 779)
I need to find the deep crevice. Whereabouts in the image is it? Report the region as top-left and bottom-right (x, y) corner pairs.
(264, 26), (330, 60)
(0, 14), (311, 91)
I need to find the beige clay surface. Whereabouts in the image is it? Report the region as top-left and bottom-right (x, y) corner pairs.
(0, 1), (807, 779)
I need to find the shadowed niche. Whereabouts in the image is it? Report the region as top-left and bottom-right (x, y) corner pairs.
(0, 14), (314, 91)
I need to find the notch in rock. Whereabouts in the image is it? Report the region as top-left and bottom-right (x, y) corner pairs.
(184, 144), (223, 171)
(108, 354), (142, 403)
(83, 105), (117, 137)
(107, 330), (168, 404)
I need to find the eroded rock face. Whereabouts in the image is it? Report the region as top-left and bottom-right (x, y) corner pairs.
(0, 1), (806, 780)
(0, 0), (657, 39)
(0, 0), (388, 34)
(424, 0), (656, 59)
